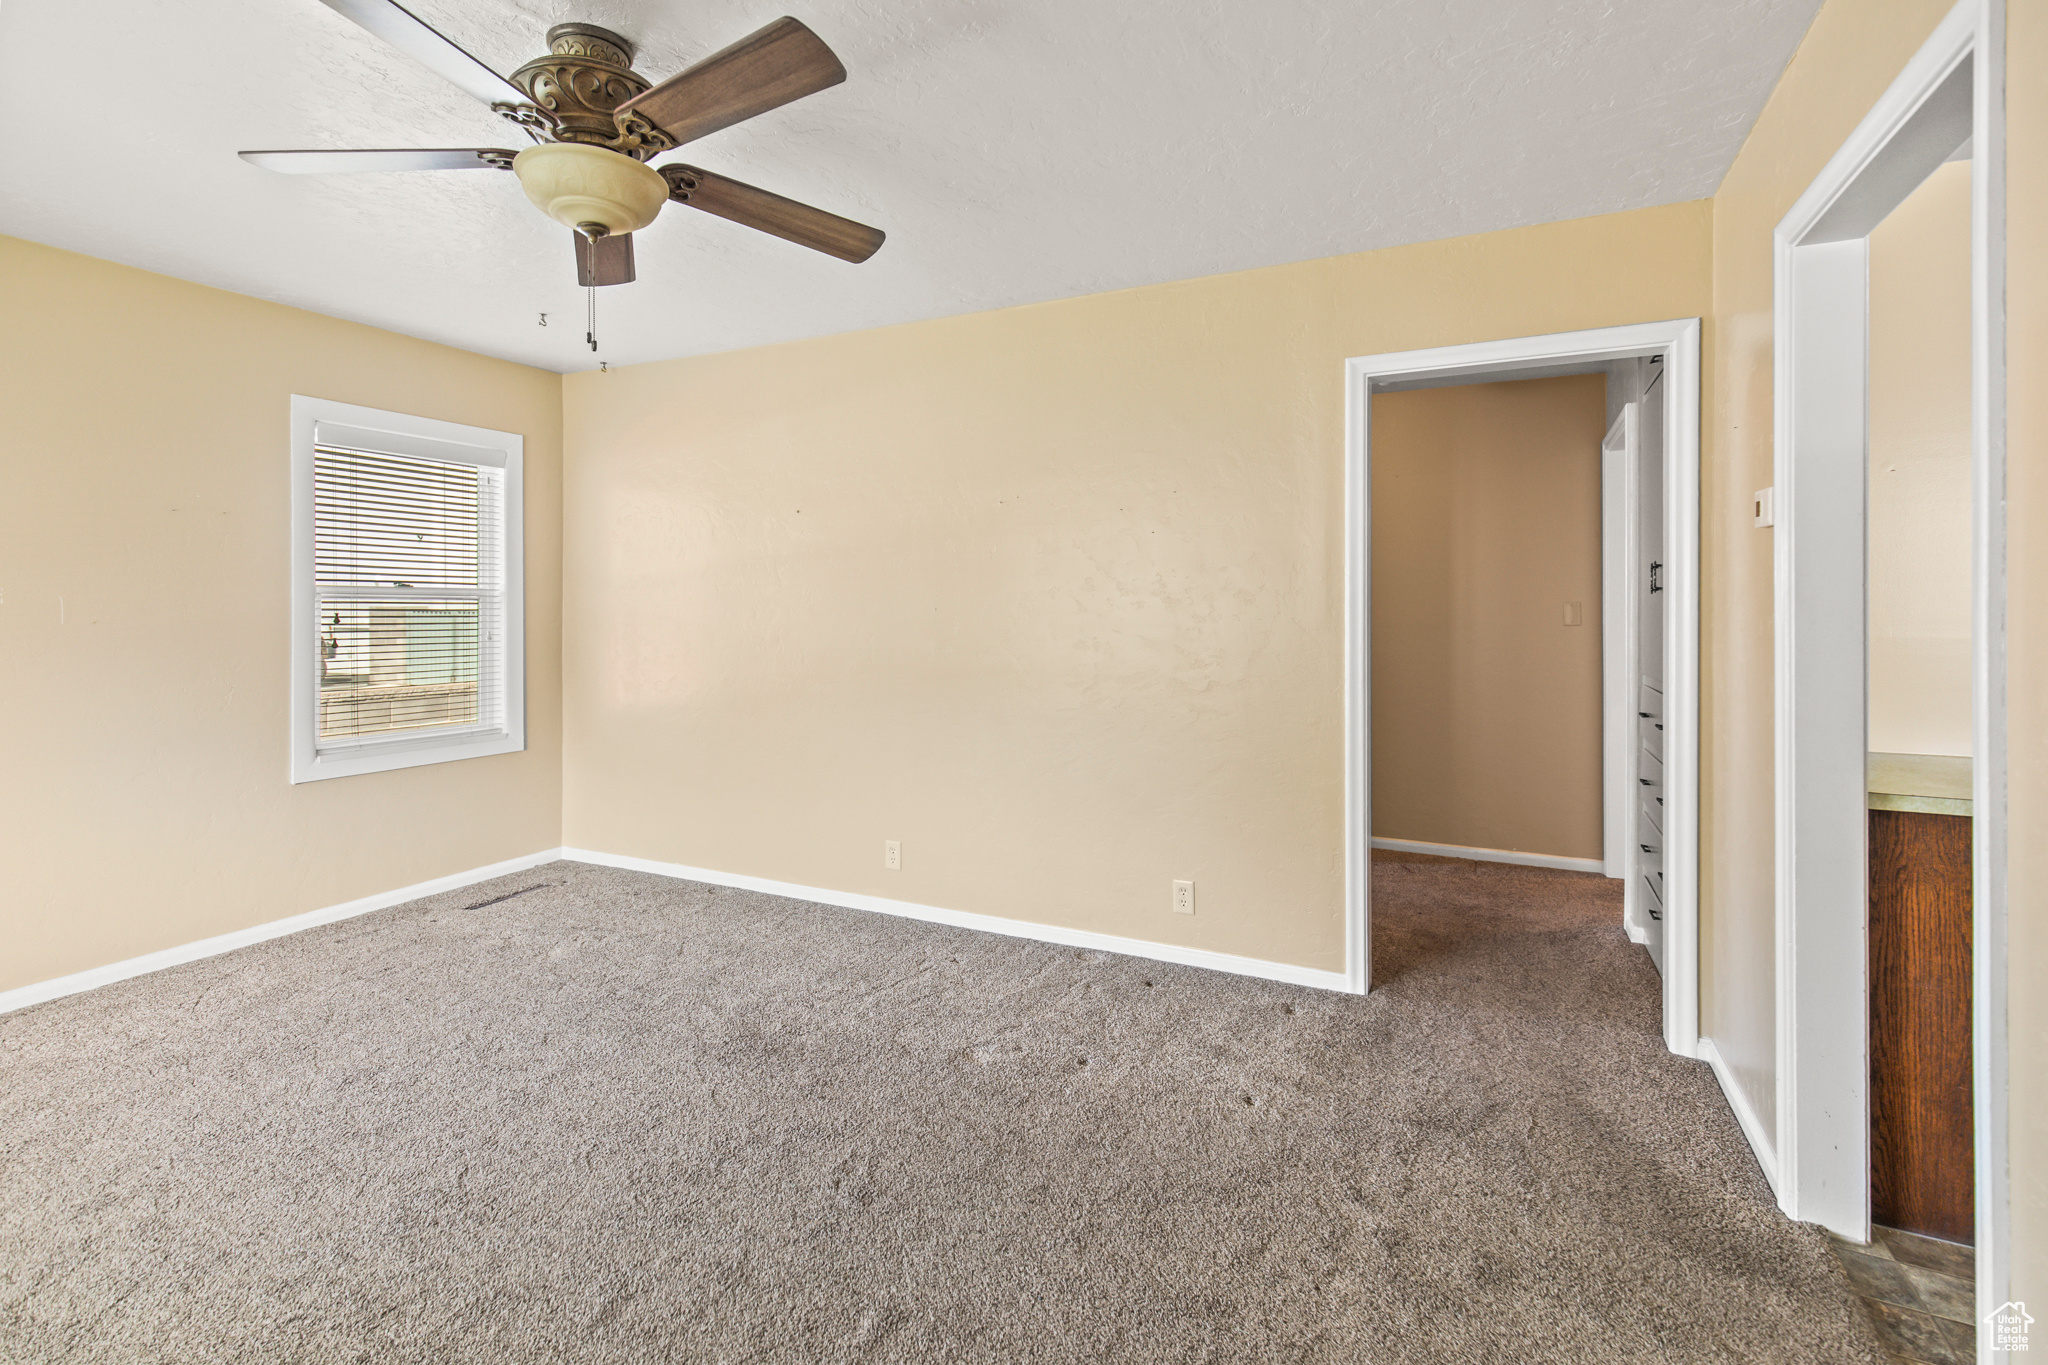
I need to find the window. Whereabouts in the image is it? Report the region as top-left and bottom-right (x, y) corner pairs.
(291, 396), (524, 782)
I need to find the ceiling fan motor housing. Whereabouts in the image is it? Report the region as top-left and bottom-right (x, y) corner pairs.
(509, 24), (653, 147)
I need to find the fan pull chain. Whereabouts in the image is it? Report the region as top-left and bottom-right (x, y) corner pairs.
(585, 285), (598, 353)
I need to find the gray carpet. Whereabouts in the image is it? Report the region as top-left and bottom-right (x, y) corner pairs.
(1, 853), (1885, 1363)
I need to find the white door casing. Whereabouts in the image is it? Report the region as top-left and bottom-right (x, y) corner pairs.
(1344, 319), (1701, 1056)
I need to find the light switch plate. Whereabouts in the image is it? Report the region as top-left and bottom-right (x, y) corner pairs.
(1754, 487), (1775, 528)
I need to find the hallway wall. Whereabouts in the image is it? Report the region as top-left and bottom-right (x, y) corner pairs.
(1868, 158), (1973, 758)
(1707, 0), (2048, 1311)
(1699, 0), (1962, 1162)
(1369, 375), (1608, 861)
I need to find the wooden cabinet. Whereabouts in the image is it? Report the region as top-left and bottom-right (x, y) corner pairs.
(1867, 753), (1974, 1245)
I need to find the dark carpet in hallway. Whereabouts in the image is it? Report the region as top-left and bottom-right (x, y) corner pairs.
(0, 853), (1884, 1363)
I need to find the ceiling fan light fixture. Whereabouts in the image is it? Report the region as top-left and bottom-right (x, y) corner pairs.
(245, 3), (886, 284)
(511, 143), (668, 236)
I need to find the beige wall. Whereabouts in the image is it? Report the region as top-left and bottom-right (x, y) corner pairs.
(1701, 0), (1960, 1146)
(1369, 376), (1607, 860)
(0, 237), (563, 994)
(1869, 158), (1973, 757)
(559, 202), (1709, 974)
(2006, 0), (2047, 1316)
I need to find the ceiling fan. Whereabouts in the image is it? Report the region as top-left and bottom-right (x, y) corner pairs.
(241, 0), (885, 293)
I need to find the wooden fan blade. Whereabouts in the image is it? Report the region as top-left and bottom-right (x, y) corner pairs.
(615, 17), (845, 148)
(239, 148), (517, 173)
(575, 232), (637, 287)
(664, 166), (883, 263)
(315, 0), (527, 107)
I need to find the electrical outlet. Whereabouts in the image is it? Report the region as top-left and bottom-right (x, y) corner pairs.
(1172, 880), (1195, 915)
(884, 839), (901, 871)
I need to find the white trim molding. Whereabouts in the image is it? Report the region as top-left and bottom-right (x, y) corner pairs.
(1369, 837), (1605, 875)
(0, 849), (567, 1016)
(0, 846), (1353, 1020)
(1342, 348), (1372, 997)
(1769, 14), (2006, 1342)
(1969, 0), (2010, 1341)
(1699, 1037), (1781, 1192)
(1344, 318), (1702, 1050)
(560, 848), (1354, 994)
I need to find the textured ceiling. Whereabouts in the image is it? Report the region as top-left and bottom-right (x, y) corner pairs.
(0, 0), (1819, 372)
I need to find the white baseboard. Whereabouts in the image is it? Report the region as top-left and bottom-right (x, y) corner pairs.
(561, 847), (1357, 995)
(0, 848), (568, 1016)
(1370, 836), (1606, 875)
(4, 844), (1353, 1016)
(1697, 1036), (1780, 1194)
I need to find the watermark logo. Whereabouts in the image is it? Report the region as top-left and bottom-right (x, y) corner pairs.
(1986, 1301), (2033, 1352)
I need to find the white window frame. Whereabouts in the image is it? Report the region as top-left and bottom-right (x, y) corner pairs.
(289, 395), (525, 783)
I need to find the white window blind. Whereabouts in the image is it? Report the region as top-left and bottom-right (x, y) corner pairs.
(290, 396), (523, 784)
(312, 446), (506, 750)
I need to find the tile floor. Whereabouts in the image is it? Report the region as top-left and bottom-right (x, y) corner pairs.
(1828, 1226), (1977, 1364)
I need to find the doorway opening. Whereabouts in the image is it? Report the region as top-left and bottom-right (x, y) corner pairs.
(1867, 148), (1975, 1254)
(1342, 319), (1701, 1055)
